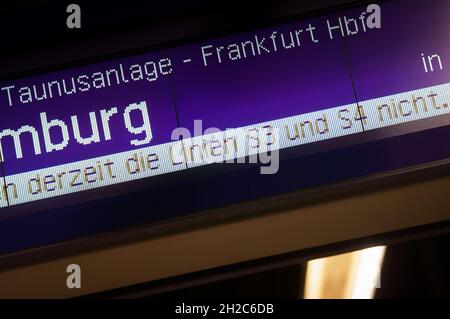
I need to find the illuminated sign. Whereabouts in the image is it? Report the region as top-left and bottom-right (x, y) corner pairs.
(0, 0), (449, 253)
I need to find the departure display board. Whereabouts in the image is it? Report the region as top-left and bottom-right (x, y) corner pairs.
(1, 0), (450, 254)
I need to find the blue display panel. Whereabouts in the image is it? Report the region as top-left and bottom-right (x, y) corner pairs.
(1, 0), (450, 254)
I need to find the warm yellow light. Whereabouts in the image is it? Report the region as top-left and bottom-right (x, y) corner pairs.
(304, 246), (386, 299)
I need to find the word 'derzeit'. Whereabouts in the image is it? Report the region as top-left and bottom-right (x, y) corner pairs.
(0, 101), (152, 163)
(26, 158), (118, 196)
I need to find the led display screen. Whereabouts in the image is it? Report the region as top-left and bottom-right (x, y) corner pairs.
(1, 0), (449, 254)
